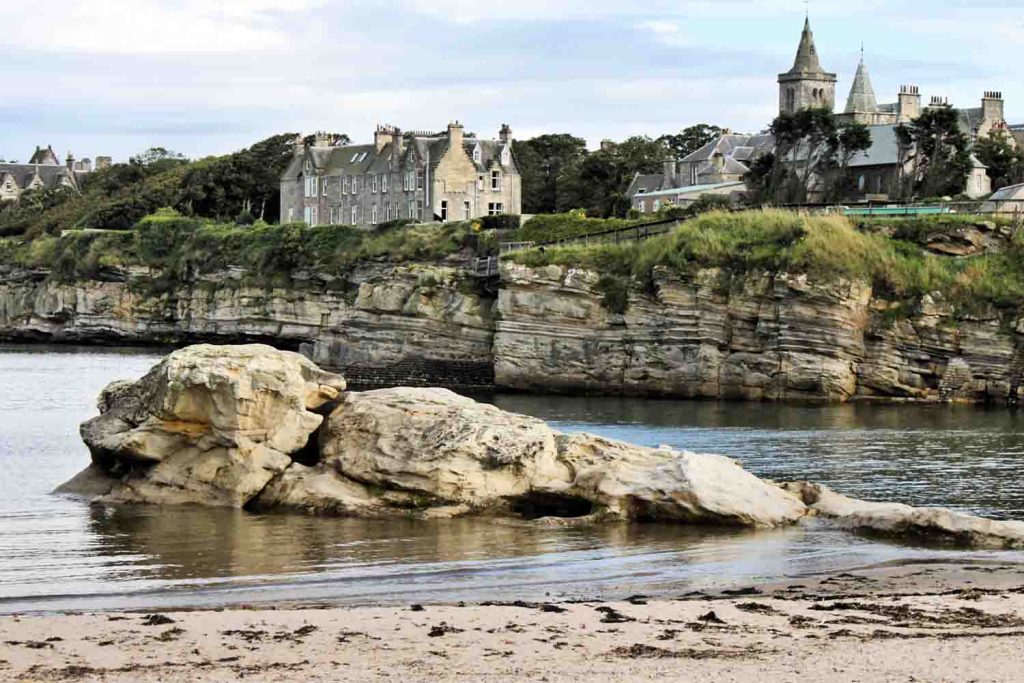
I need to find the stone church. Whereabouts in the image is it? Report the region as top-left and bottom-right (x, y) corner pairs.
(779, 17), (1007, 199)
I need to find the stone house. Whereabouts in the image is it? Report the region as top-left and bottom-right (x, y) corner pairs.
(280, 123), (521, 228)
(630, 181), (745, 215)
(0, 145), (100, 203)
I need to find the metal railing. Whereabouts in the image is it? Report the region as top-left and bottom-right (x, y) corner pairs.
(498, 216), (683, 255)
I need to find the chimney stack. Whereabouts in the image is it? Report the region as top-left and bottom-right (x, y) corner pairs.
(314, 131), (330, 147)
(447, 121), (464, 149)
(898, 85), (921, 122)
(499, 123), (513, 144)
(66, 152), (75, 171)
(374, 124), (396, 152)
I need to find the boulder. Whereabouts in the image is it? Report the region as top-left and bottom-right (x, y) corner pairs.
(57, 344), (346, 507)
(255, 387), (807, 527)
(784, 482), (1024, 549)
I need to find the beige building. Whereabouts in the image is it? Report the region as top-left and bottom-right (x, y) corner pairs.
(280, 123), (521, 228)
(0, 145), (101, 203)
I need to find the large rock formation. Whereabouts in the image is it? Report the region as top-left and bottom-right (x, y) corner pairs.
(255, 388), (807, 526)
(785, 482), (1024, 549)
(59, 344), (346, 507)
(56, 345), (1024, 549)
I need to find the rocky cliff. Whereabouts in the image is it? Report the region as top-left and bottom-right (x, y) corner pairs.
(2, 260), (1021, 403)
(494, 263), (1024, 403)
(0, 263), (495, 390)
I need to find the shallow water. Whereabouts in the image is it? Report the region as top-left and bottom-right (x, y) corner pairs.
(1, 345), (1022, 614)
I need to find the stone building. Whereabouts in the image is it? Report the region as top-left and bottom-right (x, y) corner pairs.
(0, 145), (97, 203)
(778, 18), (837, 115)
(280, 123), (521, 228)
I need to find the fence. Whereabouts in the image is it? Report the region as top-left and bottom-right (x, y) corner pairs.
(498, 217), (682, 255)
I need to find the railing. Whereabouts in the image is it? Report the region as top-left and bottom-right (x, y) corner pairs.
(498, 217), (682, 255)
(469, 256), (500, 278)
(776, 199), (1024, 217)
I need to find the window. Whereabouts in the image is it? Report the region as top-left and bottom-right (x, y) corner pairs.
(408, 201), (417, 219)
(487, 202), (504, 215)
(287, 208), (295, 221)
(472, 145), (482, 164)
(304, 160), (312, 173)
(329, 207), (335, 224)
(311, 177), (318, 198)
(322, 177), (328, 195)
(310, 206), (318, 225)
(343, 176), (349, 193)
(352, 176), (358, 194)
(350, 153), (359, 163)
(371, 204), (378, 224)
(638, 201), (646, 214)
(416, 172), (424, 191)
(500, 146), (511, 166)
(637, 188), (646, 195)
(653, 199), (661, 211)
(477, 176), (484, 191)
(304, 207), (312, 224)
(382, 175), (388, 193)
(351, 205), (359, 224)
(858, 175), (866, 192)
(463, 201), (471, 219)
(385, 204), (392, 221)
(491, 170), (501, 191)
(358, 152), (368, 162)
(440, 200), (448, 222)
(372, 175), (378, 193)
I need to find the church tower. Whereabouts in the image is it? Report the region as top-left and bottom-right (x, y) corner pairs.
(844, 52), (879, 120)
(778, 17), (837, 115)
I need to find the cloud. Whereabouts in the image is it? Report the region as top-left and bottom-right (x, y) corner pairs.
(0, 1), (321, 54)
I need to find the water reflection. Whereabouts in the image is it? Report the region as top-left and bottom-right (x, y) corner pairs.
(3, 346), (1024, 614)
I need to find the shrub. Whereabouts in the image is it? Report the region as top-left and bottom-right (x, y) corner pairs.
(479, 214), (520, 231)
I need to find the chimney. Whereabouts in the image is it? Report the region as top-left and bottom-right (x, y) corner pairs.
(388, 127), (404, 164)
(80, 158), (93, 172)
(292, 135), (305, 157)
(66, 151), (75, 171)
(447, 121), (464, 149)
(95, 156), (112, 170)
(663, 160), (678, 186)
(982, 91), (1005, 130)
(499, 123), (513, 144)
(898, 85), (921, 122)
(314, 131), (330, 147)
(374, 125), (395, 152)
(928, 95), (950, 108)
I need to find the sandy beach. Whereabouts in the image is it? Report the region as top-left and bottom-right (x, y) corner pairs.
(2, 560), (1024, 682)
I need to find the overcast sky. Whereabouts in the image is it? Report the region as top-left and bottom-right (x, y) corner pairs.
(2, 0), (1020, 162)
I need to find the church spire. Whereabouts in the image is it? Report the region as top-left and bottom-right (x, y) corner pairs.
(844, 50), (879, 114)
(788, 16), (825, 74)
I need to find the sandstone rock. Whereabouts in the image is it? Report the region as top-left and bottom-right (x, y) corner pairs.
(58, 344), (346, 507)
(784, 482), (1024, 549)
(255, 387), (807, 527)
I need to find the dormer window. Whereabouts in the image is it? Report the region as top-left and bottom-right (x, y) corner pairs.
(472, 144), (482, 164)
(500, 146), (511, 166)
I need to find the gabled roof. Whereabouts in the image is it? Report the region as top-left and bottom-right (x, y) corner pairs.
(627, 173), (665, 196)
(0, 162), (79, 192)
(28, 146), (60, 166)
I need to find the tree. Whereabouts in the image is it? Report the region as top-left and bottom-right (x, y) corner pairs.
(899, 108), (972, 199)
(658, 124), (723, 158)
(556, 136), (671, 217)
(129, 147), (189, 174)
(746, 108), (871, 204)
(512, 134), (587, 214)
(975, 130), (1024, 191)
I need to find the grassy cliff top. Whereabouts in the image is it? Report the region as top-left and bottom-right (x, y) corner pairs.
(0, 212), (483, 284)
(507, 210), (1024, 312)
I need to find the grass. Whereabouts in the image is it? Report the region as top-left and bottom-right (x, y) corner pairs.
(512, 212), (646, 244)
(0, 212), (480, 284)
(508, 209), (1024, 315)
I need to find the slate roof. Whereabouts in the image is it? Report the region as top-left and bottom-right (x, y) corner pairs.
(626, 173), (665, 196)
(27, 146), (60, 166)
(639, 181), (746, 200)
(0, 162), (79, 192)
(782, 18), (834, 77)
(845, 58), (879, 114)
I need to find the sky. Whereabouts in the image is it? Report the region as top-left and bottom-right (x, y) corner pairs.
(2, 0), (1021, 163)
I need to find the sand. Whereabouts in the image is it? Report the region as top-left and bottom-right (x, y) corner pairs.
(2, 560), (1024, 682)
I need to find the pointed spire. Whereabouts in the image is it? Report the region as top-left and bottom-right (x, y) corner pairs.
(844, 51), (879, 114)
(788, 16), (825, 74)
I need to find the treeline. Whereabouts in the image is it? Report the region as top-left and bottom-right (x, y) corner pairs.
(0, 134), (302, 239)
(513, 125), (722, 217)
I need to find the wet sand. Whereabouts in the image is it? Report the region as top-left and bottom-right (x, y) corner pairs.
(3, 560), (1024, 682)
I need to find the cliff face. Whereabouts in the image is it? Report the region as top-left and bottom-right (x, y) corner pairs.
(2, 261), (1021, 403)
(494, 263), (1023, 403)
(0, 264), (496, 389)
